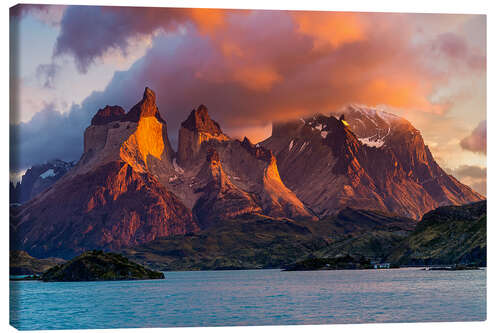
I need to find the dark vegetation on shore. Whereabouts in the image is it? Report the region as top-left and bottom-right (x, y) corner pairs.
(120, 208), (415, 271)
(389, 201), (486, 266)
(122, 201), (486, 271)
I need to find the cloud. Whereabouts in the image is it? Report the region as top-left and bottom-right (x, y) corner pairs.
(292, 11), (366, 48)
(445, 164), (486, 196)
(460, 120), (486, 154)
(449, 165), (486, 179)
(11, 9), (486, 172)
(425, 31), (486, 74)
(53, 6), (229, 73)
(432, 32), (469, 59)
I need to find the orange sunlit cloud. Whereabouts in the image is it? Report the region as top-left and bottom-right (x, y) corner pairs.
(292, 12), (366, 49)
(232, 66), (283, 91)
(181, 10), (475, 124)
(360, 78), (446, 114)
(189, 8), (227, 33)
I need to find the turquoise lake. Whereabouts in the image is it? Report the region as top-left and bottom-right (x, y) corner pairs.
(10, 268), (486, 330)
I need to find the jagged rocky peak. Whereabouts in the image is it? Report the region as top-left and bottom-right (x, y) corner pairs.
(240, 137), (273, 162)
(88, 88), (165, 127)
(182, 104), (223, 134)
(177, 104), (230, 164)
(271, 114), (361, 156)
(91, 105), (126, 126)
(302, 114), (373, 178)
(126, 87), (166, 123)
(332, 104), (410, 148)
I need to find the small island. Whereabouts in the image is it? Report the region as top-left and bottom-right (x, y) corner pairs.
(39, 250), (165, 282)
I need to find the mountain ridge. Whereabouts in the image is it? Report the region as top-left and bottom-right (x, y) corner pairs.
(10, 88), (484, 258)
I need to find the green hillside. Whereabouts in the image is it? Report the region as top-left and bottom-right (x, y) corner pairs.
(388, 201), (486, 266)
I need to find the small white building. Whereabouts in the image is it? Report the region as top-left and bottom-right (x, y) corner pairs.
(373, 263), (391, 269)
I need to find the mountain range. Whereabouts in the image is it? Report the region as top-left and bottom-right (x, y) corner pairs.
(10, 87), (484, 259)
(10, 159), (74, 204)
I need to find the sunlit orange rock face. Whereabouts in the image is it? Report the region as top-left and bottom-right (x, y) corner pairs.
(261, 105), (484, 220)
(120, 115), (166, 171)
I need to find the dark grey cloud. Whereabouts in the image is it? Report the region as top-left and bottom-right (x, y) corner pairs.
(53, 6), (193, 73)
(460, 120), (486, 154)
(10, 90), (119, 171)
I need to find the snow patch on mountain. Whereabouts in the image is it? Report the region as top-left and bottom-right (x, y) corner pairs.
(346, 104), (402, 126)
(40, 169), (55, 179)
(359, 137), (385, 148)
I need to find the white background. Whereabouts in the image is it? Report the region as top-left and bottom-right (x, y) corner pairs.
(1, 0), (498, 332)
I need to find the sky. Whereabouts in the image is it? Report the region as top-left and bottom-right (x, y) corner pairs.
(9, 5), (486, 195)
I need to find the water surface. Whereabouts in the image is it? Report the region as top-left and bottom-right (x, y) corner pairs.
(10, 268), (486, 330)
